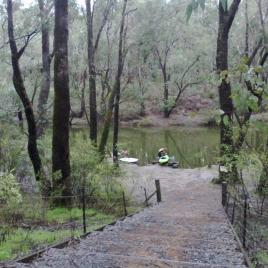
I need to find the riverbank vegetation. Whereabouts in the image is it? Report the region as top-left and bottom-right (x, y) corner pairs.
(0, 0), (268, 265)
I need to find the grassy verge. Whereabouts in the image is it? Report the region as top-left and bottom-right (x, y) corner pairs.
(255, 251), (268, 266)
(46, 207), (115, 224)
(0, 207), (118, 261)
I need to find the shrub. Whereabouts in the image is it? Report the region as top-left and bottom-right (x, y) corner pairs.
(0, 171), (22, 245)
(0, 125), (26, 173)
(0, 171), (22, 206)
(70, 133), (123, 210)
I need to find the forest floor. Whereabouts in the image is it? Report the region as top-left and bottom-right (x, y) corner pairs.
(13, 165), (248, 268)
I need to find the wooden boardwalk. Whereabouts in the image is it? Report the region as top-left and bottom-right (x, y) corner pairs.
(14, 167), (247, 268)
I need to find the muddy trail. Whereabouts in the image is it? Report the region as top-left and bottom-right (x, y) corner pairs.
(12, 165), (247, 268)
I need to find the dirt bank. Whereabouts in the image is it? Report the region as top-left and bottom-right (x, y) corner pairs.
(71, 110), (217, 128)
(120, 112), (216, 128)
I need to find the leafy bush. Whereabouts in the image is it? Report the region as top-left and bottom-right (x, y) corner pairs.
(0, 171), (22, 206)
(70, 133), (123, 210)
(0, 171), (22, 247)
(0, 90), (21, 122)
(36, 131), (126, 210)
(255, 251), (268, 266)
(137, 117), (154, 127)
(0, 125), (25, 173)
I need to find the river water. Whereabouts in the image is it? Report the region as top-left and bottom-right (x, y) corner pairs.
(105, 127), (220, 168)
(8, 122), (266, 168)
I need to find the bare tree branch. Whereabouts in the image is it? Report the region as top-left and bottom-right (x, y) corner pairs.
(94, 0), (113, 52)
(180, 55), (200, 88)
(248, 37), (263, 65)
(0, 28), (39, 50)
(17, 29), (38, 59)
(125, 8), (137, 16)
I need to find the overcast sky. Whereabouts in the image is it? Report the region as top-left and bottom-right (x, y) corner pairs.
(22, 0), (86, 8)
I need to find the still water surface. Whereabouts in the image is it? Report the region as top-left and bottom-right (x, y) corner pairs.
(75, 125), (268, 168)
(107, 127), (220, 168)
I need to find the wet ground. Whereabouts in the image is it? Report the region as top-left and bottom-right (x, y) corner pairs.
(12, 165), (247, 268)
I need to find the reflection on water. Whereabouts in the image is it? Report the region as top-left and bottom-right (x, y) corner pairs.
(108, 127), (220, 168)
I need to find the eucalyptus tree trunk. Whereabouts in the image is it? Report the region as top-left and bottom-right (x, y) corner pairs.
(7, 0), (43, 182)
(52, 0), (71, 201)
(155, 47), (171, 118)
(163, 69), (169, 118)
(98, 85), (117, 156)
(244, 0), (249, 57)
(138, 66), (146, 116)
(37, 0), (52, 136)
(112, 0), (128, 165)
(86, 0), (97, 144)
(216, 0), (241, 182)
(99, 0), (127, 158)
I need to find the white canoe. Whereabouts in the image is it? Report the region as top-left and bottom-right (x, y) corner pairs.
(119, 157), (139, 163)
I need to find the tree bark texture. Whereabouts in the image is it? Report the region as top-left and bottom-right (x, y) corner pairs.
(112, 0), (127, 164)
(163, 70), (169, 118)
(86, 0), (98, 144)
(52, 0), (71, 198)
(216, 0), (241, 181)
(37, 0), (51, 136)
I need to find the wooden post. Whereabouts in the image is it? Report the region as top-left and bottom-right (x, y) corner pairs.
(226, 194), (230, 213)
(155, 179), (162, 203)
(231, 198), (236, 224)
(69, 196), (75, 238)
(222, 181), (227, 207)
(41, 196), (47, 223)
(82, 187), (86, 234)
(242, 194), (248, 248)
(123, 191), (128, 216)
(144, 188), (148, 207)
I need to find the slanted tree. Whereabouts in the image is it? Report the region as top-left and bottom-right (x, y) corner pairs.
(112, 0), (129, 165)
(98, 0), (128, 158)
(7, 0), (43, 182)
(52, 0), (71, 201)
(99, 19), (113, 117)
(86, 0), (113, 144)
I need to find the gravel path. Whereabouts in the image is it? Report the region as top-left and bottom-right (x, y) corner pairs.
(13, 165), (247, 268)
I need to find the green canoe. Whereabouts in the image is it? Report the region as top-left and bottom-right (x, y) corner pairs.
(159, 155), (169, 165)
